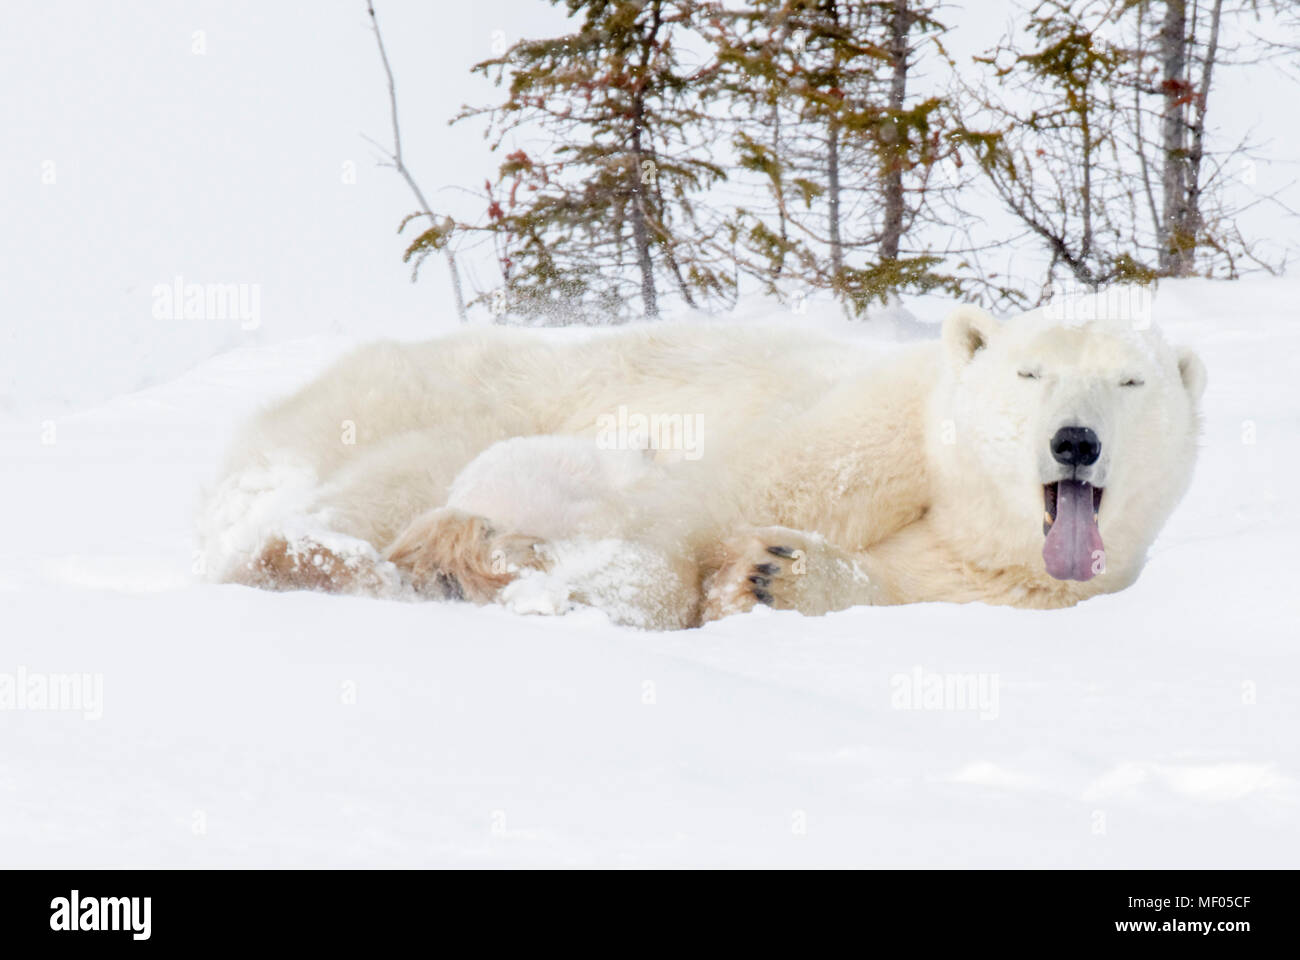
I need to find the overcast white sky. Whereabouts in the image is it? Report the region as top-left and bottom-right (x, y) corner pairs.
(2, 1), (1295, 410)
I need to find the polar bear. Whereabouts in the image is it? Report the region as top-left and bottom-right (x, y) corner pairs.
(200, 300), (1205, 629)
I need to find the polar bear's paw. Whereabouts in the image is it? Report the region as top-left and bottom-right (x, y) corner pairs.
(385, 507), (549, 603)
(702, 527), (811, 621)
(235, 536), (396, 596)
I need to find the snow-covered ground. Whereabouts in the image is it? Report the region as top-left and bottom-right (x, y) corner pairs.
(1, 278), (1296, 868)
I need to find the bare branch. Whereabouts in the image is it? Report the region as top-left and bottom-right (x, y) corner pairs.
(365, 0), (467, 322)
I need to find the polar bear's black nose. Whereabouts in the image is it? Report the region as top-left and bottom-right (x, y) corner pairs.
(1050, 426), (1101, 467)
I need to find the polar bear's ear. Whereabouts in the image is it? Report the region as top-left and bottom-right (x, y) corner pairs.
(1177, 348), (1207, 402)
(942, 305), (999, 366)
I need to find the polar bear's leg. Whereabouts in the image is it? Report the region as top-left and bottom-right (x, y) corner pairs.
(308, 426), (491, 549)
(230, 535), (397, 596)
(210, 426), (490, 595)
(385, 507), (548, 601)
(702, 526), (878, 621)
(382, 435), (703, 628)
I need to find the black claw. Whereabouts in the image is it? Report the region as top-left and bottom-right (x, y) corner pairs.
(430, 572), (464, 601)
(753, 562), (780, 576)
(766, 545), (797, 558)
(747, 574), (771, 587)
(753, 588), (773, 605)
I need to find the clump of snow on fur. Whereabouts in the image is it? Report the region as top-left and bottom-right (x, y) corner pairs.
(196, 456), (323, 580)
(503, 538), (684, 630)
(197, 456), (394, 587)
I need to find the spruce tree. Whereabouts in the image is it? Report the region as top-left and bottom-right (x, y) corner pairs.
(967, 1), (1146, 291)
(1121, 0), (1262, 277)
(408, 0), (731, 323)
(713, 0), (977, 313)
(967, 0), (1272, 292)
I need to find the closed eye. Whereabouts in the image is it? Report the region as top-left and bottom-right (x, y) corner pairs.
(1120, 377), (1145, 387)
(1017, 370), (1039, 380)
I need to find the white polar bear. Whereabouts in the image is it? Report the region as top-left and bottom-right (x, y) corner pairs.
(200, 300), (1206, 630)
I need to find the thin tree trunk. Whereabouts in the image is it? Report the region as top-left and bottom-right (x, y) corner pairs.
(827, 119), (844, 283)
(1185, 0), (1224, 273)
(366, 0), (467, 322)
(628, 2), (660, 318)
(652, 172), (697, 308)
(629, 124), (659, 318)
(880, 0), (910, 262)
(1080, 59), (1095, 269)
(1159, 0), (1191, 275)
(772, 97), (789, 279)
(824, 0), (846, 289)
(1133, 44), (1162, 241)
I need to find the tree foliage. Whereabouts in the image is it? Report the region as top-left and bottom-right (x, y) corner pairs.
(713, 0), (997, 313)
(425, 0), (733, 323)
(378, 0), (1288, 320)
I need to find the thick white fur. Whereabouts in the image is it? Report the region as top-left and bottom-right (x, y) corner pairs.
(201, 306), (1205, 629)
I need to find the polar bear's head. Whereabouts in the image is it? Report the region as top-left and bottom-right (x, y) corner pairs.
(929, 301), (1206, 594)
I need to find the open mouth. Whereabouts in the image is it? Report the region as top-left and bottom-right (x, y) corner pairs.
(1042, 480), (1105, 581)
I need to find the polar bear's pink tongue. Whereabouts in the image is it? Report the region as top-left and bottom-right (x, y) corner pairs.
(1043, 480), (1103, 581)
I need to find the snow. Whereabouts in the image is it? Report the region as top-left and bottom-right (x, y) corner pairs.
(2, 277), (1297, 868)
